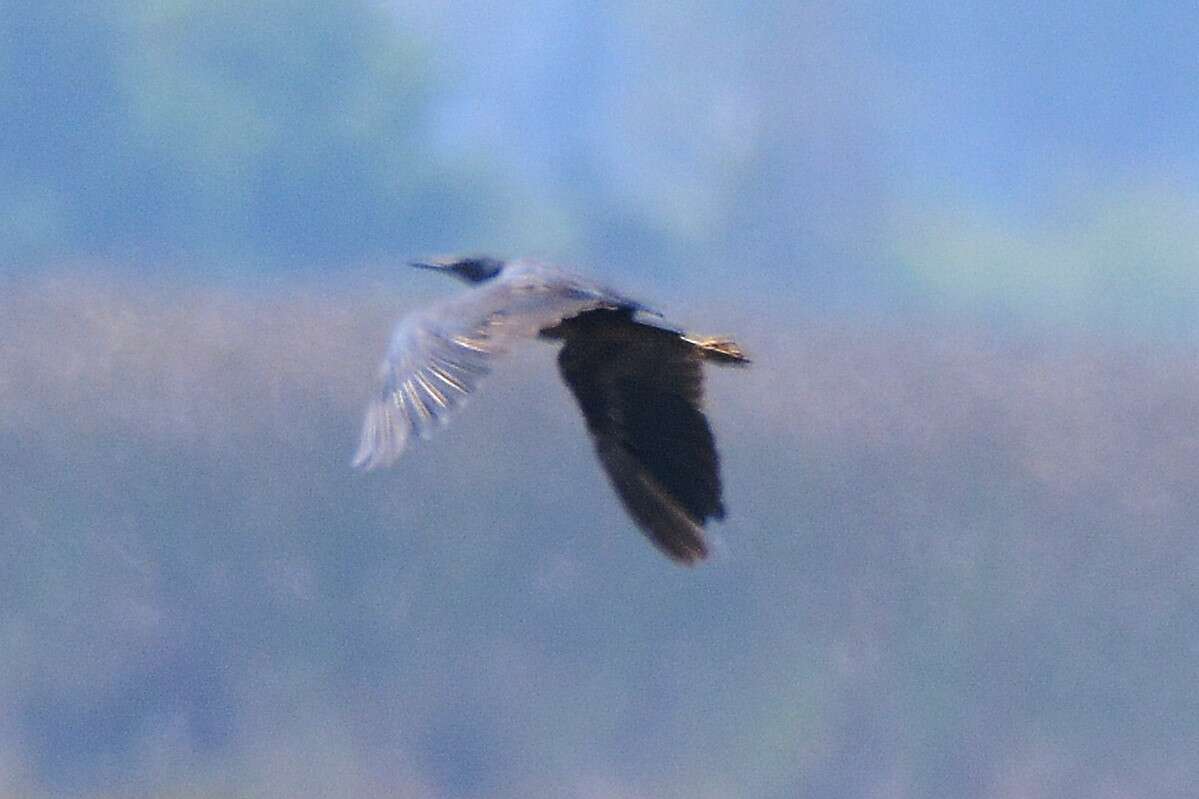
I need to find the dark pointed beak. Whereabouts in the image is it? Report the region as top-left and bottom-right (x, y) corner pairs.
(407, 260), (449, 272)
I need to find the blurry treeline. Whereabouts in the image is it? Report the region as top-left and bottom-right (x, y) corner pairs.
(1, 275), (1197, 797)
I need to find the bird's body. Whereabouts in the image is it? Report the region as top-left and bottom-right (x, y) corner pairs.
(354, 256), (748, 564)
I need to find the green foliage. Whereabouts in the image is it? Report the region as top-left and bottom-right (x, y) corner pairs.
(893, 184), (1199, 336)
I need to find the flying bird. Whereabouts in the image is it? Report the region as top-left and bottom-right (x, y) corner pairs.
(353, 256), (749, 564)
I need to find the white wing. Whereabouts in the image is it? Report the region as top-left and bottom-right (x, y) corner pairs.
(352, 266), (638, 470)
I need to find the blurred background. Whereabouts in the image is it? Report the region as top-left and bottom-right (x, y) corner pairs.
(2, 2), (1197, 797)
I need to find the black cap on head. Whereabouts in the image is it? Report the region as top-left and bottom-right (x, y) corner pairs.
(409, 256), (505, 284)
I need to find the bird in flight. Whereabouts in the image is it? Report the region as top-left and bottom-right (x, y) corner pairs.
(353, 256), (748, 564)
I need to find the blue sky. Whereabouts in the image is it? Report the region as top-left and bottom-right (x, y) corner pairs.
(4, 1), (1197, 333)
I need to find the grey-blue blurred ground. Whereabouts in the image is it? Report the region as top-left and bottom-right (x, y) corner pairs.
(1, 274), (1195, 798)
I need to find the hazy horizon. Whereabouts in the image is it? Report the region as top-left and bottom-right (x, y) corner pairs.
(2, 274), (1195, 797)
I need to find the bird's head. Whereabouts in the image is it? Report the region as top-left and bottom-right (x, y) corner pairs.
(408, 255), (505, 284)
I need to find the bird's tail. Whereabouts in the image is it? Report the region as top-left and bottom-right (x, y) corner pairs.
(686, 335), (751, 365)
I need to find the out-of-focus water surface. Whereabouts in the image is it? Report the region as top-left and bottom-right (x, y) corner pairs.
(2, 2), (1197, 797)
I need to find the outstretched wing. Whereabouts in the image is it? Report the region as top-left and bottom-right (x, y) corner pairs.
(555, 309), (726, 564)
(353, 269), (632, 470)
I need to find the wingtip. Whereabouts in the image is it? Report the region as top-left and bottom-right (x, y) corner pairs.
(352, 398), (409, 472)
(648, 518), (710, 565)
(350, 443), (382, 472)
(665, 541), (709, 566)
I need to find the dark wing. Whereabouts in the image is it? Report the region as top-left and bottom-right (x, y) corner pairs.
(554, 309), (726, 564)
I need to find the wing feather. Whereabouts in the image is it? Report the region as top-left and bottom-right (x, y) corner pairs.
(555, 309), (728, 564)
(353, 268), (631, 470)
